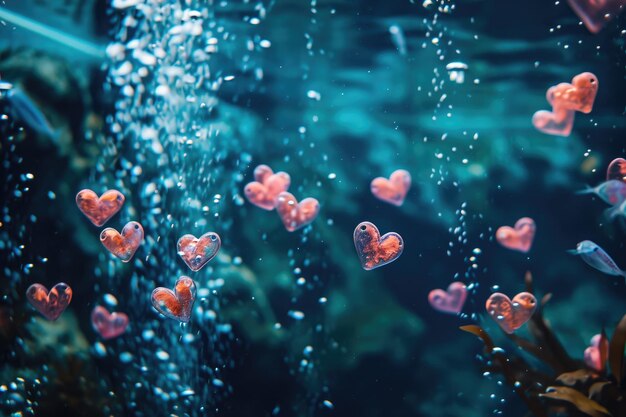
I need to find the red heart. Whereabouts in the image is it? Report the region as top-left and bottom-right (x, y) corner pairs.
(567, 0), (626, 33)
(485, 292), (537, 334)
(151, 277), (197, 322)
(428, 282), (467, 315)
(244, 165), (291, 210)
(76, 189), (125, 227)
(584, 333), (608, 372)
(532, 108), (575, 137)
(547, 73), (598, 114)
(275, 192), (320, 232)
(91, 306), (129, 339)
(607, 158), (626, 182)
(26, 282), (72, 321)
(177, 232), (221, 272)
(496, 217), (536, 253)
(353, 221), (403, 270)
(100, 221), (144, 262)
(370, 169), (411, 206)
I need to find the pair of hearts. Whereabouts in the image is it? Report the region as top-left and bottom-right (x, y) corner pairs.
(370, 169), (411, 206)
(151, 276), (197, 322)
(496, 217), (536, 253)
(353, 222), (403, 270)
(428, 282), (467, 315)
(26, 283), (73, 321)
(177, 232), (221, 271)
(91, 306), (129, 339)
(486, 292), (537, 334)
(567, 0), (626, 34)
(584, 333), (608, 372)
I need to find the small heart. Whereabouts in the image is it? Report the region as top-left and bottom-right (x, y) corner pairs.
(485, 292), (537, 334)
(26, 282), (72, 321)
(275, 192), (320, 232)
(91, 306), (129, 339)
(244, 165), (291, 210)
(428, 282), (467, 315)
(584, 333), (608, 372)
(370, 169), (412, 206)
(100, 221), (144, 262)
(353, 221), (403, 270)
(547, 72), (598, 114)
(496, 217), (536, 253)
(76, 189), (125, 227)
(151, 276), (197, 323)
(607, 158), (626, 182)
(177, 232), (221, 272)
(532, 109), (575, 137)
(567, 0), (625, 33)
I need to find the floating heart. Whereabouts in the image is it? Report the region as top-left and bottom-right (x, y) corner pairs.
(177, 232), (221, 272)
(91, 306), (129, 339)
(547, 73), (598, 114)
(151, 276), (197, 323)
(26, 282), (72, 321)
(275, 192), (320, 232)
(607, 158), (626, 182)
(353, 221), (403, 270)
(244, 165), (291, 210)
(76, 189), (125, 227)
(100, 221), (144, 262)
(496, 217), (536, 253)
(584, 333), (608, 372)
(532, 109), (575, 137)
(567, 0), (626, 33)
(370, 169), (412, 206)
(485, 292), (537, 334)
(428, 282), (467, 315)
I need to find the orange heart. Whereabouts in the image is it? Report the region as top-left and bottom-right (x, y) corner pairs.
(244, 165), (291, 210)
(275, 192), (320, 232)
(485, 292), (536, 334)
(76, 189), (125, 226)
(100, 221), (144, 262)
(547, 72), (598, 114)
(26, 282), (72, 321)
(495, 217), (536, 253)
(151, 277), (196, 322)
(177, 232), (221, 272)
(353, 221), (403, 270)
(370, 169), (411, 206)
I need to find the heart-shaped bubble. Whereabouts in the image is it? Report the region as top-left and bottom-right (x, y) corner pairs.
(428, 282), (467, 315)
(567, 0), (626, 33)
(275, 192), (320, 232)
(370, 169), (412, 206)
(486, 292), (537, 334)
(548, 73), (598, 114)
(100, 221), (144, 262)
(353, 221), (403, 270)
(91, 306), (129, 339)
(26, 282), (72, 321)
(532, 109), (575, 137)
(76, 189), (125, 227)
(496, 217), (536, 253)
(584, 333), (608, 372)
(177, 232), (221, 272)
(607, 158), (626, 182)
(151, 276), (197, 323)
(244, 165), (291, 210)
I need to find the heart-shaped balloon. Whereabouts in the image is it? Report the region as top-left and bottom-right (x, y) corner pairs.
(275, 192), (320, 232)
(353, 221), (403, 270)
(100, 221), (144, 262)
(607, 158), (626, 182)
(370, 169), (412, 206)
(244, 165), (291, 210)
(485, 292), (537, 334)
(584, 333), (608, 372)
(496, 217), (536, 253)
(76, 189), (125, 227)
(91, 306), (129, 339)
(547, 73), (598, 114)
(26, 282), (72, 321)
(532, 109), (575, 137)
(567, 0), (626, 34)
(177, 232), (221, 272)
(428, 282), (467, 315)
(151, 276), (197, 323)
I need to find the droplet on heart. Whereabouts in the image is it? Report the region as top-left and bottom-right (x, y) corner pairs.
(177, 232), (221, 271)
(100, 221), (144, 262)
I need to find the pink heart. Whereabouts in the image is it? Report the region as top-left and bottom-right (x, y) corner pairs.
(567, 0), (626, 33)
(607, 158), (626, 182)
(428, 282), (467, 315)
(100, 221), (144, 262)
(26, 283), (72, 321)
(532, 109), (575, 137)
(177, 232), (221, 272)
(547, 73), (598, 114)
(275, 192), (320, 232)
(91, 306), (129, 340)
(486, 292), (537, 334)
(353, 221), (404, 270)
(370, 169), (412, 206)
(76, 189), (125, 227)
(244, 165), (291, 210)
(496, 217), (536, 253)
(151, 276), (197, 323)
(584, 334), (608, 372)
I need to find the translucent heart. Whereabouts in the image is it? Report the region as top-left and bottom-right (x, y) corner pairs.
(275, 192), (320, 232)
(244, 164), (291, 210)
(76, 189), (125, 227)
(370, 169), (411, 206)
(486, 292), (537, 334)
(151, 276), (197, 323)
(547, 73), (598, 114)
(100, 221), (144, 262)
(177, 232), (221, 272)
(428, 282), (467, 315)
(353, 221), (403, 270)
(26, 282), (72, 321)
(91, 306), (129, 340)
(495, 217), (536, 253)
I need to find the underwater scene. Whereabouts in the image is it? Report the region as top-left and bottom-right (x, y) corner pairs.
(1, 0), (626, 416)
